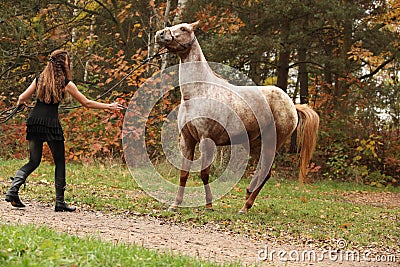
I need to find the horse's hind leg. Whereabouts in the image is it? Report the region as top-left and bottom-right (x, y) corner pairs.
(239, 169), (271, 214)
(239, 132), (275, 214)
(201, 165), (213, 210)
(245, 139), (261, 201)
(200, 138), (215, 210)
(169, 135), (196, 211)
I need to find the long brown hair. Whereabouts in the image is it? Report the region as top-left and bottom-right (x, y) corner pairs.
(36, 50), (72, 104)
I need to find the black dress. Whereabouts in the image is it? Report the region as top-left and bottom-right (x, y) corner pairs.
(26, 78), (69, 142)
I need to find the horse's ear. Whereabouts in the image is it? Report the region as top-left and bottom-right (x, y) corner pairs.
(191, 21), (200, 30)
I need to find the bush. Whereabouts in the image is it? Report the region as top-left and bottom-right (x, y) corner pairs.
(0, 99), (124, 163)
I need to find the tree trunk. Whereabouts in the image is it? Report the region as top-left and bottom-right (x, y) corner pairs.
(336, 9), (353, 100)
(174, 0), (188, 23)
(249, 55), (263, 85)
(277, 50), (289, 92)
(276, 19), (290, 92)
(298, 47), (308, 104)
(70, 0), (79, 75)
(84, 15), (95, 83)
(160, 0), (173, 71)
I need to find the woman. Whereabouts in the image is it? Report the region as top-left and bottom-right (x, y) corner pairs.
(5, 50), (123, 212)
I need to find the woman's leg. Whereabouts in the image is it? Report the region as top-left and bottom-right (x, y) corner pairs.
(21, 139), (44, 175)
(47, 140), (66, 186)
(47, 140), (75, 212)
(6, 139), (43, 207)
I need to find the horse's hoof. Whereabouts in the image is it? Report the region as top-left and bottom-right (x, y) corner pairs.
(168, 205), (178, 212)
(238, 209), (247, 215)
(204, 203), (213, 211)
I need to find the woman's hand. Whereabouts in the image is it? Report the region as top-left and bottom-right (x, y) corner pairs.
(16, 96), (25, 106)
(108, 102), (125, 110)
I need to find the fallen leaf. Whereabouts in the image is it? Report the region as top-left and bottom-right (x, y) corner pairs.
(299, 197), (308, 203)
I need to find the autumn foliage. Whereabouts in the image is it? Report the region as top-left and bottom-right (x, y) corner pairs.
(1, 1), (400, 185)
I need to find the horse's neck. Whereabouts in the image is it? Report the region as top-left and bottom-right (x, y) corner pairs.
(180, 40), (207, 63)
(179, 41), (219, 99)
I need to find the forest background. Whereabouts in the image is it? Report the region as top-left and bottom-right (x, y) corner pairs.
(1, 0), (399, 186)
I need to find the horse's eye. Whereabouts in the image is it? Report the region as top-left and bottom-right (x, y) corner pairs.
(180, 27), (186, 32)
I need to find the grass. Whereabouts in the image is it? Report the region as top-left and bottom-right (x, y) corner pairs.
(1, 158), (399, 253)
(0, 223), (230, 267)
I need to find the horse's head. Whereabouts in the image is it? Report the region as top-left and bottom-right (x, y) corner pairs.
(155, 21), (199, 53)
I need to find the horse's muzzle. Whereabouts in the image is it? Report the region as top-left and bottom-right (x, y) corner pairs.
(155, 29), (173, 46)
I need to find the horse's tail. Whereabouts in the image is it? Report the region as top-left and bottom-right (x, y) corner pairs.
(295, 104), (320, 184)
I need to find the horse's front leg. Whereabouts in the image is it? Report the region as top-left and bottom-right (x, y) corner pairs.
(169, 169), (190, 211)
(169, 135), (195, 211)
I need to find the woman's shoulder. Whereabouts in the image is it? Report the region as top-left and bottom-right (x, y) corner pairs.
(64, 79), (78, 92)
(65, 79), (77, 87)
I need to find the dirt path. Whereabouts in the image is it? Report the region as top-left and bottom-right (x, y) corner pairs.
(0, 199), (397, 267)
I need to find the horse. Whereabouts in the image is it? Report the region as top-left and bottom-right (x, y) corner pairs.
(155, 21), (319, 213)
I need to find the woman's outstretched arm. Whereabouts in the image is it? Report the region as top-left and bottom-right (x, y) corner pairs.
(65, 81), (123, 110)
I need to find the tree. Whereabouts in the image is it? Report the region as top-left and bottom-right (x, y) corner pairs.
(1, 0), (399, 179)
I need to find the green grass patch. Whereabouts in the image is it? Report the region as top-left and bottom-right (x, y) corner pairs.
(0, 223), (230, 267)
(1, 158), (399, 250)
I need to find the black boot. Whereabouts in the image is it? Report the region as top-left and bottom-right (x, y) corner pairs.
(5, 170), (28, 208)
(54, 183), (76, 212)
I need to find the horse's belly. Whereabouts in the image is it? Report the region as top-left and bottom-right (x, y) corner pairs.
(185, 118), (258, 146)
(178, 87), (275, 146)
